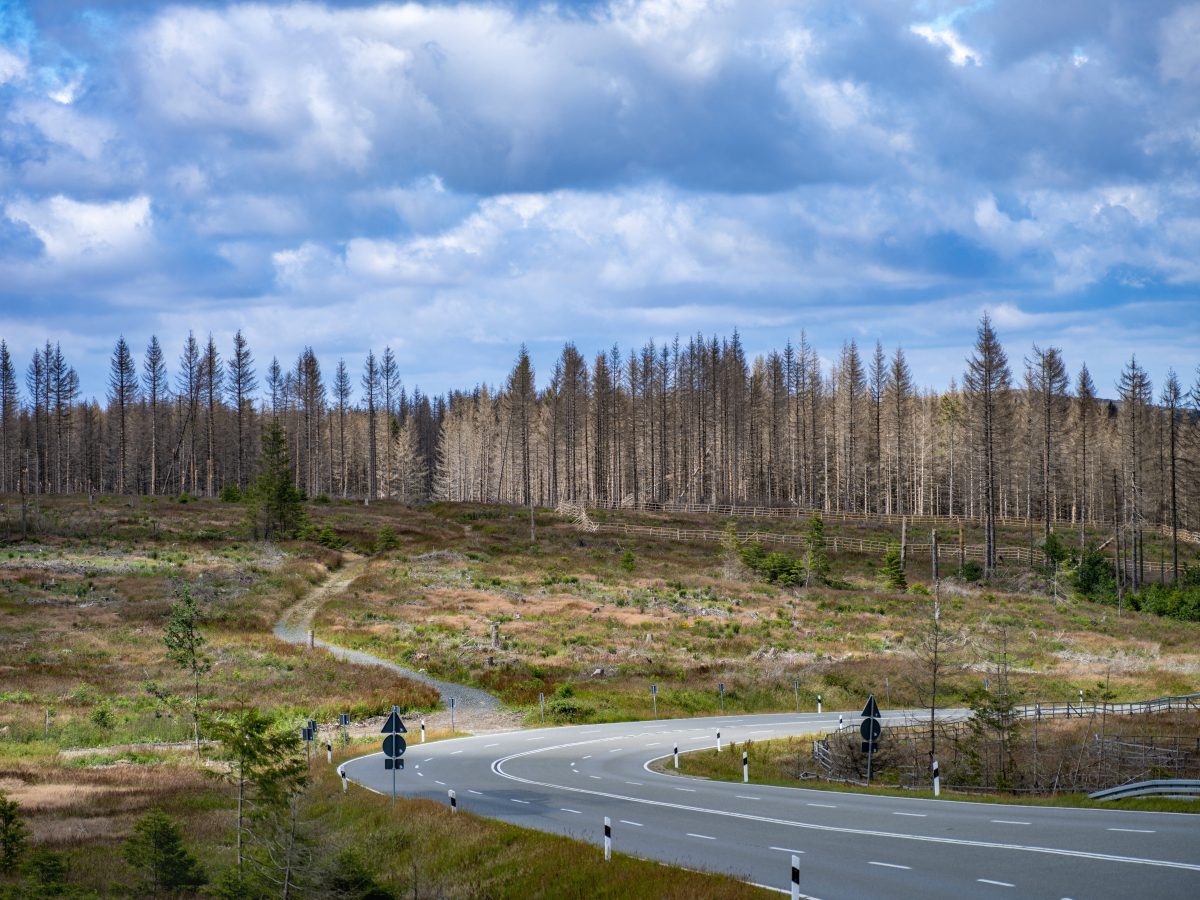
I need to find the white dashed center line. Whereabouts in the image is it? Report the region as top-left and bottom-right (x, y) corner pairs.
(769, 847), (805, 854)
(977, 879), (1015, 887)
(807, 803), (836, 808)
(676, 787), (696, 792)
(582, 755), (592, 759)
(869, 862), (911, 870)
(484, 743), (498, 748)
(991, 820), (1031, 826)
(468, 790), (482, 795)
(434, 780), (445, 786)
(561, 808), (581, 814)
(451, 750), (463, 755)
(687, 833), (716, 840)
(893, 812), (926, 817)
(619, 820), (644, 827)
(1107, 828), (1155, 834)
(736, 795), (760, 800)
(608, 748), (622, 753)
(589, 775), (602, 780)
(511, 799), (530, 805)
(625, 781), (643, 786)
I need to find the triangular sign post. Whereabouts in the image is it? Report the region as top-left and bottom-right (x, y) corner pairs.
(382, 706), (408, 734)
(861, 694), (881, 720)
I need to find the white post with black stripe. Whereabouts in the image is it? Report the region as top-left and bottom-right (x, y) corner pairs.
(817, 693), (822, 715)
(742, 749), (749, 783)
(673, 743), (679, 768)
(838, 713), (843, 729)
(932, 758), (941, 797)
(338, 766), (348, 794)
(448, 789), (457, 813)
(326, 739), (332, 764)
(603, 816), (612, 861)
(716, 730), (722, 752)
(421, 720), (426, 743)
(790, 854), (801, 900)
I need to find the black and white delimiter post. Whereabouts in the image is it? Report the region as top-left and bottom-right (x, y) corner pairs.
(421, 720), (426, 743)
(742, 750), (749, 783)
(716, 729), (722, 751)
(932, 758), (941, 797)
(603, 816), (612, 861)
(790, 854), (800, 900)
(673, 743), (679, 768)
(448, 789), (457, 813)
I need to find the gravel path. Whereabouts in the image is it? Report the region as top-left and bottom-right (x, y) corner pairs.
(273, 559), (509, 722)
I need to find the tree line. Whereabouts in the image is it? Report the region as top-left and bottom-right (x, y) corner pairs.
(1, 315), (1197, 579)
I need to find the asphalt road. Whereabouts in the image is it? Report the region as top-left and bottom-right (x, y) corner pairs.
(340, 712), (1200, 899)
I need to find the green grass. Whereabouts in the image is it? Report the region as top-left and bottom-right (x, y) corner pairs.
(664, 738), (1200, 814)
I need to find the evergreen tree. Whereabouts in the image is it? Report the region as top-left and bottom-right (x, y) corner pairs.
(881, 542), (907, 590)
(163, 586), (211, 760)
(248, 421), (305, 539)
(123, 809), (206, 895)
(964, 314), (1011, 576)
(0, 790), (29, 874)
(803, 513), (829, 586)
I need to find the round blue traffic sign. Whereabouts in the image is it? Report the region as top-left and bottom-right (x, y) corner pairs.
(383, 734), (407, 758)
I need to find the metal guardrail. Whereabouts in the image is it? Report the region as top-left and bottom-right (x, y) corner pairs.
(1088, 779), (1200, 801)
(1013, 694), (1200, 721)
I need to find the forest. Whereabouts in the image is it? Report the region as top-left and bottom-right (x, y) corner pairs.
(2, 314), (1197, 585)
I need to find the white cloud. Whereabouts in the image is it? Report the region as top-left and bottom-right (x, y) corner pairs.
(0, 46), (27, 85)
(911, 23), (982, 67)
(5, 195), (153, 267)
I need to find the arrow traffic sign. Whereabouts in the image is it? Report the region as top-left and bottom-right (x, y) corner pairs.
(381, 706), (408, 734)
(861, 694), (881, 720)
(383, 733), (407, 758)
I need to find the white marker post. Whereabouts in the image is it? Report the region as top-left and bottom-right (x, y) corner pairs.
(603, 816), (612, 861)
(742, 750), (749, 783)
(448, 789), (457, 813)
(673, 744), (679, 768)
(651, 683), (658, 718)
(932, 758), (941, 797)
(339, 767), (348, 794)
(450, 697), (456, 732)
(790, 854), (801, 900)
(326, 740), (332, 764)
(421, 720), (426, 743)
(817, 693), (822, 715)
(716, 730), (722, 752)
(838, 713), (843, 730)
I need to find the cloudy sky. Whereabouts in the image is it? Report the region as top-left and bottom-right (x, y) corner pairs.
(1, 0), (1198, 399)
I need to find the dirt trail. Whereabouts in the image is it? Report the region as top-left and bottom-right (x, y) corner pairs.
(273, 558), (517, 733)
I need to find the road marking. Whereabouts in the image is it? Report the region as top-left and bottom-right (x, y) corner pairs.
(417, 772), (424, 777)
(468, 790), (482, 795)
(893, 812), (926, 817)
(620, 820), (644, 827)
(526, 735), (546, 741)
(869, 862), (911, 870)
(492, 741), (1200, 874)
(991, 820), (1031, 826)
(977, 879), (1015, 887)
(625, 781), (643, 786)
(451, 750), (463, 755)
(737, 795), (760, 800)
(687, 833), (717, 840)
(769, 847), (805, 854)
(608, 748), (623, 753)
(434, 780), (445, 785)
(1107, 828), (1155, 834)
(582, 755), (592, 759)
(484, 743), (498, 748)
(511, 799), (530, 804)
(589, 775), (602, 780)
(807, 803), (837, 808)
(561, 808), (582, 814)
(676, 787), (697, 792)
(646, 742), (662, 747)
(423, 758), (434, 762)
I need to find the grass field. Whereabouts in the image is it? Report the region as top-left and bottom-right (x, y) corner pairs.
(0, 494), (1197, 895)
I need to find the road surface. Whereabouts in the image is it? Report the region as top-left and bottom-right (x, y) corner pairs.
(341, 712), (1199, 899)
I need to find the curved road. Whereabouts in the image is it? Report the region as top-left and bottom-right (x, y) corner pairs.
(342, 712), (1199, 899)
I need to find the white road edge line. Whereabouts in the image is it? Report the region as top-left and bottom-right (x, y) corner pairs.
(486, 744), (1200, 873)
(769, 847), (805, 854)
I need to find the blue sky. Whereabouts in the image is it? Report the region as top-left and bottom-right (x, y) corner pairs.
(1, 0), (1198, 399)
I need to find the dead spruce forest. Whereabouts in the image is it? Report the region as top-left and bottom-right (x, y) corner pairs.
(3, 315), (1198, 582)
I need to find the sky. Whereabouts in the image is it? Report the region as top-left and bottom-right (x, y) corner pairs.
(1, 0), (1198, 400)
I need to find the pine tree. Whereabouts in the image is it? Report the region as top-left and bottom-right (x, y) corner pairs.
(803, 513), (829, 586)
(0, 341), (18, 494)
(164, 585), (211, 760)
(123, 808), (206, 894)
(228, 330), (258, 490)
(143, 336), (169, 495)
(249, 420), (304, 538)
(108, 336), (139, 494)
(881, 542), (907, 589)
(964, 314), (1011, 576)
(0, 790), (29, 874)
(1161, 370), (1182, 583)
